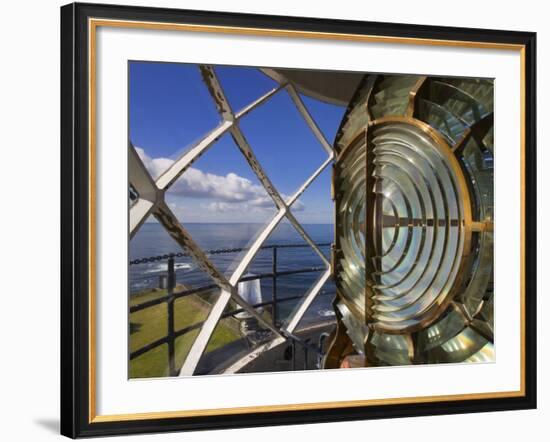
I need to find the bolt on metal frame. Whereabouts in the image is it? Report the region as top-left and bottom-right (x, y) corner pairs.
(129, 65), (335, 376)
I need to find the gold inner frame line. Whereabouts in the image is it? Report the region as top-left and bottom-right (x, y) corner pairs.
(87, 18), (527, 423)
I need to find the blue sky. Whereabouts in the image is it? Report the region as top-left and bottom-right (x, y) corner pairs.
(130, 61), (346, 224)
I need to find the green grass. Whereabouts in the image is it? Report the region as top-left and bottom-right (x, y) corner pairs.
(129, 287), (242, 378)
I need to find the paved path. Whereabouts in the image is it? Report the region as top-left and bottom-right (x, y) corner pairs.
(196, 319), (336, 375)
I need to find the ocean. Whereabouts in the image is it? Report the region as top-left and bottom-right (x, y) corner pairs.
(130, 222), (336, 324)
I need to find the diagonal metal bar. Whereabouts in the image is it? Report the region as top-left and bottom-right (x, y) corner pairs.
(260, 68), (334, 158)
(154, 203), (288, 376)
(228, 131), (335, 268)
(285, 83), (334, 155)
(230, 126), (288, 209)
(129, 144), (159, 238)
(199, 65), (288, 210)
(156, 79), (285, 193)
(259, 68), (286, 84)
(177, 213), (288, 376)
(285, 210), (331, 267)
(180, 210), (288, 375)
(228, 131), (333, 332)
(200, 65), (234, 121)
(235, 84), (285, 120)
(287, 156), (334, 206)
(222, 336), (287, 374)
(155, 120), (234, 191)
(180, 278), (287, 376)
(129, 143), (157, 197)
(130, 199), (155, 240)
(179, 289), (233, 376)
(154, 200), (282, 323)
(282, 269), (332, 334)
(154, 201), (283, 329)
(228, 209), (286, 286)
(153, 201), (233, 292)
(179, 291), (277, 376)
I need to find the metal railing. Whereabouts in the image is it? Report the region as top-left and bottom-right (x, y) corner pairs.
(129, 243), (334, 376)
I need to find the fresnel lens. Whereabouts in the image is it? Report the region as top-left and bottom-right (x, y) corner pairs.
(327, 75), (494, 367)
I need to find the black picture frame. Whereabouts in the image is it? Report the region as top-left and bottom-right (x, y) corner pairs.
(61, 2), (537, 438)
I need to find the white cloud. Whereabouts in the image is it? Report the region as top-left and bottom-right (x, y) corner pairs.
(135, 147), (173, 180)
(135, 146), (305, 212)
(202, 201), (256, 213)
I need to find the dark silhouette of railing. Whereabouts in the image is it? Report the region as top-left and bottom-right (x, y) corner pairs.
(129, 243), (334, 376)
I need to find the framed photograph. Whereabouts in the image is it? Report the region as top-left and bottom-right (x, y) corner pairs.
(60, 2), (537, 438)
